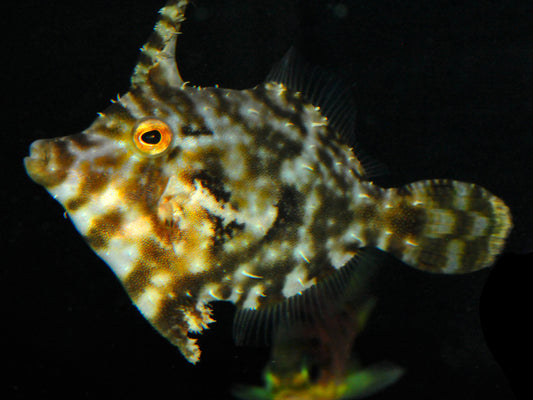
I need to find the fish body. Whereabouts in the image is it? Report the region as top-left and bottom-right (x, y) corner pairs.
(24, 0), (512, 364)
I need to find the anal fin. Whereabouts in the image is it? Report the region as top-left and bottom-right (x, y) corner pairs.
(232, 248), (386, 347)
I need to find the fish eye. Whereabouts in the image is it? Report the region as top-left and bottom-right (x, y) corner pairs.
(141, 130), (161, 144)
(133, 118), (172, 155)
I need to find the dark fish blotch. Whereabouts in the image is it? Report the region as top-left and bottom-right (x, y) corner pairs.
(193, 169), (231, 203)
(275, 186), (304, 225)
(417, 238), (449, 272)
(226, 220), (245, 234)
(166, 145), (181, 161)
(251, 85), (308, 138)
(264, 185), (304, 241)
(181, 125), (214, 136)
(124, 261), (153, 300)
(387, 205), (427, 238)
(451, 210), (474, 237)
(69, 133), (98, 150)
(210, 215), (245, 248)
(218, 284), (233, 301)
(211, 215), (227, 247)
(84, 210), (123, 249)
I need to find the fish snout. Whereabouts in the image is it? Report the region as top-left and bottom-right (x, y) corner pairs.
(24, 138), (74, 189)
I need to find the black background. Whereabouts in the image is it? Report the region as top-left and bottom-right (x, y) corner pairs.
(4, 1), (531, 399)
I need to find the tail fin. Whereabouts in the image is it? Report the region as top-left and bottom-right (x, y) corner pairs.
(379, 179), (512, 273)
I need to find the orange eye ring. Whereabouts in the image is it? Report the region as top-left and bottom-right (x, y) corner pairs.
(133, 118), (173, 155)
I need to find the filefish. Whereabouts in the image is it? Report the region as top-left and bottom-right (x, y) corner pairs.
(24, 0), (512, 364)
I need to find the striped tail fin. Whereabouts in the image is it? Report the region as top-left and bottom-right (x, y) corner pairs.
(377, 179), (512, 274)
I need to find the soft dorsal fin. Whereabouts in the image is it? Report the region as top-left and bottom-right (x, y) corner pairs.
(267, 47), (357, 146)
(233, 248), (385, 347)
(353, 148), (389, 180)
(267, 48), (388, 180)
(130, 0), (189, 90)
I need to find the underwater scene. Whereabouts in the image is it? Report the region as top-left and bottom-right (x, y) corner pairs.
(7, 0), (531, 399)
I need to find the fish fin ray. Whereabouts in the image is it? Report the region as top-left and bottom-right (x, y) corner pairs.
(267, 48), (389, 179)
(232, 248), (385, 347)
(353, 147), (390, 180)
(266, 47), (357, 146)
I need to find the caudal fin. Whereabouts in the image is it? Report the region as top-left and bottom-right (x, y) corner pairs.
(379, 179), (512, 273)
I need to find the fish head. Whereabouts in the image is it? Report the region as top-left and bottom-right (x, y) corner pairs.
(24, 91), (223, 363)
(23, 95), (183, 243)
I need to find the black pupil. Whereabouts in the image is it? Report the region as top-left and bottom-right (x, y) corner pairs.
(141, 130), (161, 144)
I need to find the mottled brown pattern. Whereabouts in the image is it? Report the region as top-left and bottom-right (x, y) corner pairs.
(84, 210), (123, 249)
(65, 160), (118, 211)
(89, 103), (135, 139)
(192, 169), (231, 202)
(24, 0), (512, 364)
(355, 203), (379, 224)
(386, 204), (426, 238)
(68, 133), (99, 150)
(123, 161), (167, 212)
(124, 260), (153, 299)
(250, 86), (309, 138)
(181, 126), (214, 136)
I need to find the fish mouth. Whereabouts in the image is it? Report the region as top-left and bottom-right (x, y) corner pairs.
(24, 138), (74, 188)
(24, 140), (50, 184)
